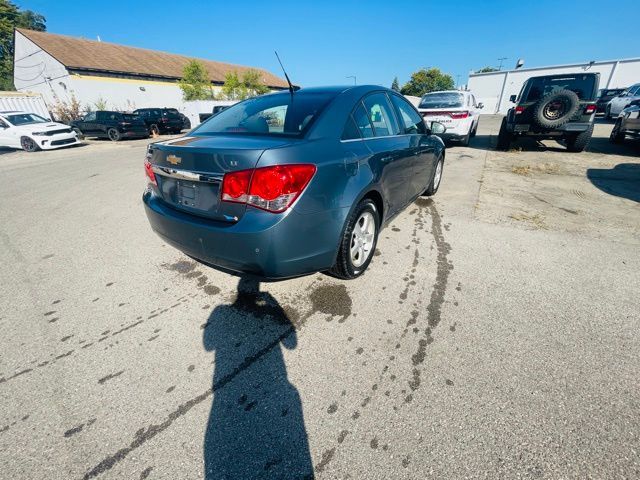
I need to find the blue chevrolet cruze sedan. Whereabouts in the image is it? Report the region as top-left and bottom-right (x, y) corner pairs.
(143, 85), (446, 279)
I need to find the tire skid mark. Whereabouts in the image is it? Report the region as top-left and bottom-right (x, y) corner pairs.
(315, 199), (453, 472)
(0, 294), (190, 387)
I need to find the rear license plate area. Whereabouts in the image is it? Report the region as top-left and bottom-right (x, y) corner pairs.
(177, 181), (198, 208)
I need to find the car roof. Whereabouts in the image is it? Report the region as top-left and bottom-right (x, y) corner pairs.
(422, 90), (465, 95)
(0, 110), (28, 114)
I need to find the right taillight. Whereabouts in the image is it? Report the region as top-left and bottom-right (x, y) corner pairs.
(221, 164), (316, 213)
(514, 106), (525, 115)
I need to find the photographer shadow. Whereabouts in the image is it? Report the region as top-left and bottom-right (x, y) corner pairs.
(203, 277), (313, 479)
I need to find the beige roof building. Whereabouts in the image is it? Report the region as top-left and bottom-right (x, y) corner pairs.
(13, 29), (287, 116)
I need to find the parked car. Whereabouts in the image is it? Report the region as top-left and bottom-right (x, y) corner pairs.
(70, 111), (149, 141)
(199, 104), (235, 123)
(0, 110), (81, 152)
(497, 73), (599, 152)
(605, 83), (640, 119)
(179, 113), (191, 131)
(609, 99), (640, 144)
(596, 88), (625, 113)
(133, 108), (183, 135)
(143, 86), (447, 280)
(417, 90), (483, 146)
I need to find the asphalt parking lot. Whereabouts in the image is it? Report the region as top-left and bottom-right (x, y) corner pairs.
(1, 116), (638, 479)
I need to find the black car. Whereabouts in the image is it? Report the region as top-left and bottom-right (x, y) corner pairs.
(178, 113), (191, 131)
(497, 73), (600, 152)
(70, 111), (149, 141)
(133, 108), (183, 135)
(596, 88), (625, 113)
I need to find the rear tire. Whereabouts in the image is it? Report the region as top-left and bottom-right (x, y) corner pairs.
(107, 128), (121, 141)
(496, 117), (512, 151)
(470, 120), (478, 137)
(459, 129), (471, 146)
(609, 119), (625, 144)
(423, 155), (444, 197)
(605, 104), (612, 120)
(20, 136), (39, 152)
(330, 199), (379, 280)
(565, 124), (594, 152)
(149, 124), (160, 136)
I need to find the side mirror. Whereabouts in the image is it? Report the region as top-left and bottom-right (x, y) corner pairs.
(477, 102), (484, 109)
(509, 95), (517, 103)
(430, 121), (446, 135)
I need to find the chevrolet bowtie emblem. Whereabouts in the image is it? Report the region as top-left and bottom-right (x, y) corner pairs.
(167, 154), (181, 165)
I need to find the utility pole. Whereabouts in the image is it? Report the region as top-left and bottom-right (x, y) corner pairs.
(346, 75), (356, 85)
(456, 75), (461, 89)
(497, 57), (508, 71)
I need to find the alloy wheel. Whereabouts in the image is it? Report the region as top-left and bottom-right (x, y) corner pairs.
(350, 211), (375, 268)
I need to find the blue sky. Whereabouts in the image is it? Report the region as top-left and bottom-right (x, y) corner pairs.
(17, 0), (640, 88)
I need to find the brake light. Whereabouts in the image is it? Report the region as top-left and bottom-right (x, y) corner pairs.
(221, 164), (316, 213)
(144, 160), (157, 186)
(449, 111), (469, 119)
(515, 106), (525, 115)
(584, 104), (596, 114)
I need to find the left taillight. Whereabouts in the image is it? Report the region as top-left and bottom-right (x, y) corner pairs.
(144, 159), (157, 186)
(221, 164), (316, 213)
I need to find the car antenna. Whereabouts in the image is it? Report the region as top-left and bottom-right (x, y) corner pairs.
(274, 51), (295, 95)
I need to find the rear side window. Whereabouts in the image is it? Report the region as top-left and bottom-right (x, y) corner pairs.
(525, 75), (597, 101)
(390, 95), (426, 134)
(352, 103), (374, 138)
(341, 115), (361, 140)
(363, 93), (400, 137)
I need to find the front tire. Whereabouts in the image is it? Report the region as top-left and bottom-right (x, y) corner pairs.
(20, 136), (39, 152)
(330, 199), (379, 280)
(72, 127), (84, 140)
(605, 104), (612, 120)
(107, 128), (121, 141)
(149, 124), (160, 136)
(423, 155), (444, 196)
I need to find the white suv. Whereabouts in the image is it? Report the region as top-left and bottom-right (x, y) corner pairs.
(606, 83), (640, 119)
(417, 90), (483, 146)
(0, 111), (80, 152)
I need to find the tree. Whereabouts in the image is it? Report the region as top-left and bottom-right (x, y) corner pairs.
(476, 66), (498, 73)
(0, 0), (46, 90)
(391, 77), (400, 92)
(400, 68), (454, 97)
(219, 69), (269, 100)
(178, 59), (211, 101)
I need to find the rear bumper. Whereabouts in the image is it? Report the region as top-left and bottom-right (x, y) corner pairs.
(143, 191), (347, 279)
(508, 122), (593, 134)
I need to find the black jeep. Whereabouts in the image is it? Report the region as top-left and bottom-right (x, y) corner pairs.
(497, 73), (600, 152)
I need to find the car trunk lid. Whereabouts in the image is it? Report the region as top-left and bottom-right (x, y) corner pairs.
(148, 135), (298, 222)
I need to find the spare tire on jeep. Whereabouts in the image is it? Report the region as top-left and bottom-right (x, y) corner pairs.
(532, 89), (580, 129)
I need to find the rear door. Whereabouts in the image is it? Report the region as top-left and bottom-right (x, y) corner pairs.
(359, 92), (413, 213)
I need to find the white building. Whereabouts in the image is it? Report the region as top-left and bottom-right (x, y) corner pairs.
(13, 28), (288, 115)
(468, 58), (640, 114)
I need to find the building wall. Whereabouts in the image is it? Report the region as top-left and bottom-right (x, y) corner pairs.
(468, 58), (640, 114)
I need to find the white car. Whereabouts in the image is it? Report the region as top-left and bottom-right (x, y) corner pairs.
(417, 90), (483, 146)
(0, 111), (81, 152)
(606, 83), (640, 119)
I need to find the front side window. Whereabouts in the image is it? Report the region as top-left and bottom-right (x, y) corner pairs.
(390, 94), (426, 135)
(84, 112), (97, 121)
(194, 91), (336, 137)
(6, 113), (48, 126)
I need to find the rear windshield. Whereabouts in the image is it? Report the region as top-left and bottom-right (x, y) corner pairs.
(193, 92), (336, 137)
(6, 113), (48, 125)
(525, 75), (596, 102)
(419, 92), (464, 109)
